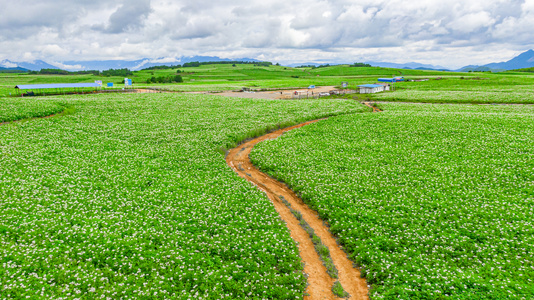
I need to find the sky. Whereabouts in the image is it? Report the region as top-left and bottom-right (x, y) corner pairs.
(1, 0), (533, 69)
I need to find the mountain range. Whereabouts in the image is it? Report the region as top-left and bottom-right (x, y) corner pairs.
(456, 49), (534, 72)
(0, 56), (261, 72)
(2, 50), (534, 72)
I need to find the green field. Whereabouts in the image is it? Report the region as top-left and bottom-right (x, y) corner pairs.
(0, 63), (471, 97)
(0, 93), (367, 299)
(373, 74), (534, 104)
(1, 64), (534, 299)
(251, 103), (534, 299)
(0, 98), (67, 123)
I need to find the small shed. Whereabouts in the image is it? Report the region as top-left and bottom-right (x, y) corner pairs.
(358, 84), (385, 94)
(376, 83), (391, 91)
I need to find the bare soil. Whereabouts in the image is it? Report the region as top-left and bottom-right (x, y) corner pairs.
(217, 86), (343, 100)
(363, 102), (382, 112)
(226, 120), (369, 300)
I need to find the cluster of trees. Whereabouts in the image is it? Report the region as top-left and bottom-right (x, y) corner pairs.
(101, 68), (133, 77)
(0, 69), (28, 73)
(296, 64), (333, 69)
(181, 61), (273, 68)
(29, 69), (101, 75)
(139, 61), (273, 69)
(146, 75), (183, 84)
(296, 62), (372, 69)
(350, 62), (372, 67)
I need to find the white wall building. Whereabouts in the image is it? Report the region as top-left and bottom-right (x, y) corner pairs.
(358, 84), (386, 94)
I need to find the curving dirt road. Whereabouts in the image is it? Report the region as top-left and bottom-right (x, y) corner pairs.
(226, 120), (369, 300)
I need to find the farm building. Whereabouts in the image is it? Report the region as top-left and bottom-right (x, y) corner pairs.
(15, 83), (102, 96)
(377, 83), (390, 91)
(358, 84), (387, 94)
(377, 76), (404, 82)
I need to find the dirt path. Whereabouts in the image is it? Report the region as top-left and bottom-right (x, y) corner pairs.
(226, 121), (369, 300)
(217, 86), (344, 100)
(363, 102), (382, 112)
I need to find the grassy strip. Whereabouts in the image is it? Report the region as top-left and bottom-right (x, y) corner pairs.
(279, 195), (351, 297)
(279, 197), (338, 278)
(332, 281), (350, 298)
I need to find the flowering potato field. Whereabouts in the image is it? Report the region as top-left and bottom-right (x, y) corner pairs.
(373, 90), (534, 104)
(0, 98), (65, 122)
(0, 93), (367, 299)
(373, 74), (534, 104)
(251, 103), (534, 299)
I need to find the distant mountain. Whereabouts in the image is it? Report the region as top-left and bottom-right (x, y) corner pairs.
(1, 59), (60, 71)
(455, 65), (503, 72)
(0, 56), (262, 72)
(403, 67), (451, 71)
(457, 50), (534, 72)
(285, 61), (448, 70)
(0, 66), (29, 72)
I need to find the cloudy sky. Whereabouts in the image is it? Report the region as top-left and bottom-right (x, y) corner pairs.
(1, 0), (533, 68)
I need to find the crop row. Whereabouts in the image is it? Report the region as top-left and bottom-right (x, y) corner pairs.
(0, 93), (367, 299)
(250, 103), (534, 299)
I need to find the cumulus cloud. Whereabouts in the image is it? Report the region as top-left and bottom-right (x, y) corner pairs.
(0, 0), (533, 68)
(92, 0), (153, 33)
(48, 61), (85, 71)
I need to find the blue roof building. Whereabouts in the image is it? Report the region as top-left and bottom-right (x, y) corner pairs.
(377, 77), (404, 82)
(358, 83), (389, 94)
(15, 83), (101, 90)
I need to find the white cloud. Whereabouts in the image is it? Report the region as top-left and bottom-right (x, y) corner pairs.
(447, 11), (495, 33)
(0, 0), (533, 68)
(49, 61), (85, 71)
(1, 60), (18, 68)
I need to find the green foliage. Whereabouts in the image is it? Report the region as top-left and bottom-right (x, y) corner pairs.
(181, 61), (272, 68)
(251, 103), (534, 299)
(29, 69), (101, 76)
(332, 281), (350, 298)
(101, 68), (133, 77)
(372, 73), (534, 104)
(508, 67), (534, 73)
(286, 203), (340, 279)
(146, 75), (183, 84)
(351, 62), (372, 67)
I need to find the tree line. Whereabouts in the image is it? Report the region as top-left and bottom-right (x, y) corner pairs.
(139, 61), (273, 70)
(29, 68), (133, 77)
(146, 75), (183, 84)
(296, 62), (372, 69)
